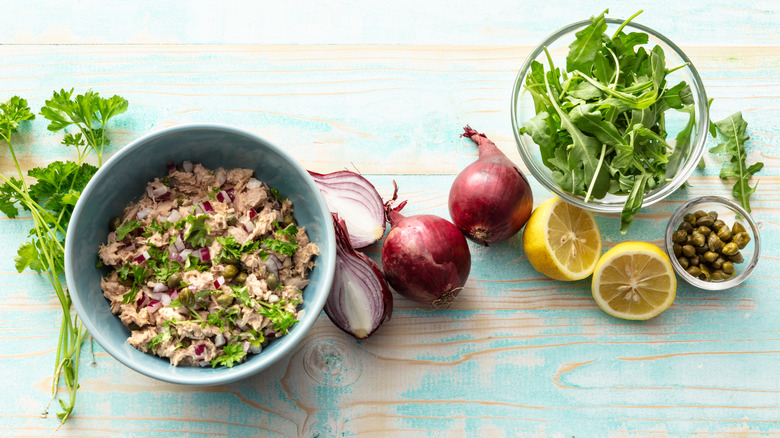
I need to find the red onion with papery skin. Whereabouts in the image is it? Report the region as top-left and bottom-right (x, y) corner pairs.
(382, 188), (471, 308)
(448, 125), (533, 246)
(324, 214), (392, 339)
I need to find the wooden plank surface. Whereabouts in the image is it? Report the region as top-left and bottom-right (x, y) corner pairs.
(1, 1), (779, 437)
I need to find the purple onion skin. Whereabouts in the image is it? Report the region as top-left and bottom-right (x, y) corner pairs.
(448, 126), (533, 246)
(382, 205), (471, 308)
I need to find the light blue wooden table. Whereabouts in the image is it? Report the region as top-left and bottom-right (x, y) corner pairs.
(1, 1), (778, 436)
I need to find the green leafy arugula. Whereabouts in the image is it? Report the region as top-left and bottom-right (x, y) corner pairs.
(709, 112), (763, 213)
(210, 342), (247, 368)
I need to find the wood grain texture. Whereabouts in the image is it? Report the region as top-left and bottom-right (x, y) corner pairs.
(1, 1), (779, 437)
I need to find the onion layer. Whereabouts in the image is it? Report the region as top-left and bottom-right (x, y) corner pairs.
(309, 170), (386, 249)
(448, 125), (533, 246)
(382, 189), (471, 307)
(324, 214), (392, 339)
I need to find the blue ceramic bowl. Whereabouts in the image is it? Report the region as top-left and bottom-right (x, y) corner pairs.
(65, 124), (336, 385)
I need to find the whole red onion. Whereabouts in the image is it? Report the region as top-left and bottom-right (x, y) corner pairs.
(448, 125), (533, 246)
(382, 197), (471, 308)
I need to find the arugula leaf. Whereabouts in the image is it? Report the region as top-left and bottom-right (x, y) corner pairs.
(116, 220), (142, 240)
(210, 343), (247, 368)
(620, 174), (650, 233)
(709, 112), (763, 212)
(566, 9), (609, 74)
(183, 214), (211, 247)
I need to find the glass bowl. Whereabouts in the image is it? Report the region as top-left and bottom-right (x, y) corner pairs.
(511, 17), (709, 213)
(664, 196), (760, 290)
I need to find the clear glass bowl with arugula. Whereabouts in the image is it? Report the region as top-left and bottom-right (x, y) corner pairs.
(511, 10), (709, 233)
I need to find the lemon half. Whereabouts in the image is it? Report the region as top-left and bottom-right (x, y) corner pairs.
(591, 241), (677, 320)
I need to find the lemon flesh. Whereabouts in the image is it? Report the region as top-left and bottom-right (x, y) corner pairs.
(523, 197), (602, 281)
(592, 241), (677, 320)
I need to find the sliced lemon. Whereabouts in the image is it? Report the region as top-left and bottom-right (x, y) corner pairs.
(591, 241), (677, 320)
(523, 197), (602, 281)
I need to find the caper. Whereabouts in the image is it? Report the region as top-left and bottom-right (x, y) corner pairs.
(711, 270), (727, 281)
(717, 226), (732, 242)
(283, 214), (297, 227)
(678, 221), (694, 233)
(176, 165), (185, 172)
(732, 222), (746, 234)
(179, 288), (196, 307)
(673, 244), (683, 258)
(708, 211), (718, 220)
(703, 251), (719, 263)
(707, 234), (724, 252)
(673, 230), (687, 245)
(128, 322), (141, 331)
(721, 242), (739, 256)
(684, 213), (696, 224)
(696, 245), (708, 255)
(119, 276), (133, 287)
(678, 257), (689, 269)
(109, 216), (122, 231)
(698, 264), (711, 281)
(722, 261), (735, 275)
(694, 210), (708, 219)
(689, 255), (700, 267)
(223, 264), (238, 279)
(176, 195), (187, 207)
(216, 293), (234, 307)
(696, 215), (714, 227)
(235, 272), (248, 283)
(691, 232), (706, 247)
(685, 234), (693, 245)
(733, 232), (751, 249)
(711, 256), (726, 270)
(682, 244), (695, 257)
(729, 252), (744, 264)
(712, 219), (726, 231)
(167, 272), (182, 288)
(696, 226), (712, 237)
(226, 214), (238, 226)
(266, 272), (279, 290)
(686, 266), (702, 277)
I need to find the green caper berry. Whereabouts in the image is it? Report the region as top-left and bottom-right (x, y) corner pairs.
(283, 214), (297, 227)
(722, 261), (735, 275)
(678, 257), (689, 269)
(696, 226), (712, 237)
(696, 245), (708, 255)
(712, 219), (726, 231)
(119, 277), (133, 287)
(216, 293), (234, 307)
(682, 245), (696, 257)
(128, 322), (142, 331)
(235, 272), (248, 283)
(179, 289), (196, 307)
(708, 211), (718, 220)
(223, 264), (238, 279)
(703, 251), (719, 263)
(672, 230), (687, 244)
(717, 226), (732, 242)
(176, 165), (185, 172)
(694, 210), (708, 219)
(721, 242), (739, 256)
(226, 214), (238, 226)
(698, 264), (711, 281)
(689, 255), (700, 267)
(691, 232), (706, 247)
(711, 256), (726, 270)
(708, 234), (724, 252)
(673, 244), (683, 258)
(733, 232), (751, 249)
(678, 221), (694, 233)
(686, 266), (702, 277)
(109, 216), (122, 231)
(684, 213), (696, 224)
(176, 195), (187, 207)
(266, 272), (279, 290)
(710, 270), (726, 281)
(728, 252), (744, 264)
(166, 272), (182, 289)
(685, 234), (693, 245)
(696, 215), (714, 227)
(732, 222), (746, 234)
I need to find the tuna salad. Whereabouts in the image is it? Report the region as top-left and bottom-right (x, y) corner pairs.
(98, 160), (318, 367)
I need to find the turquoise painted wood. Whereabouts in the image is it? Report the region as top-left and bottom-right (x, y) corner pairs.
(1, 1), (779, 436)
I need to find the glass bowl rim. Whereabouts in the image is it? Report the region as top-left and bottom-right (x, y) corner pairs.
(663, 195), (761, 290)
(511, 17), (710, 213)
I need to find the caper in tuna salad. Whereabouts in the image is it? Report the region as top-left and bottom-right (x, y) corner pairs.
(98, 161), (319, 367)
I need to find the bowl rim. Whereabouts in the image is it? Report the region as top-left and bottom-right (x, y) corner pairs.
(510, 17), (710, 213)
(663, 196), (760, 290)
(64, 123), (337, 385)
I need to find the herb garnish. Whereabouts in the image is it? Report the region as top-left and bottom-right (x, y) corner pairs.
(709, 112), (763, 213)
(210, 342), (246, 368)
(214, 235), (263, 263)
(183, 214), (211, 247)
(116, 219), (141, 240)
(262, 222), (299, 256)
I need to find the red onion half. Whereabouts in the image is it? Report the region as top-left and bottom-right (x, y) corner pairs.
(382, 190), (471, 308)
(448, 126), (533, 246)
(309, 170), (386, 249)
(324, 214), (392, 339)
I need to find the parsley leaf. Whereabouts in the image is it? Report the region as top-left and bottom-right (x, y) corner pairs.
(231, 284), (257, 308)
(121, 264), (150, 304)
(214, 236), (261, 264)
(14, 241), (44, 273)
(184, 254), (210, 272)
(257, 299), (299, 335)
(269, 187), (286, 201)
(210, 343), (246, 368)
(116, 219), (142, 240)
(261, 222), (298, 257)
(183, 214), (211, 247)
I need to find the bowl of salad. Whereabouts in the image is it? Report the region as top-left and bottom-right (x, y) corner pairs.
(65, 124), (336, 385)
(511, 10), (709, 233)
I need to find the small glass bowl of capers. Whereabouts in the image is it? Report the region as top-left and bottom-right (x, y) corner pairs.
(665, 196), (760, 290)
